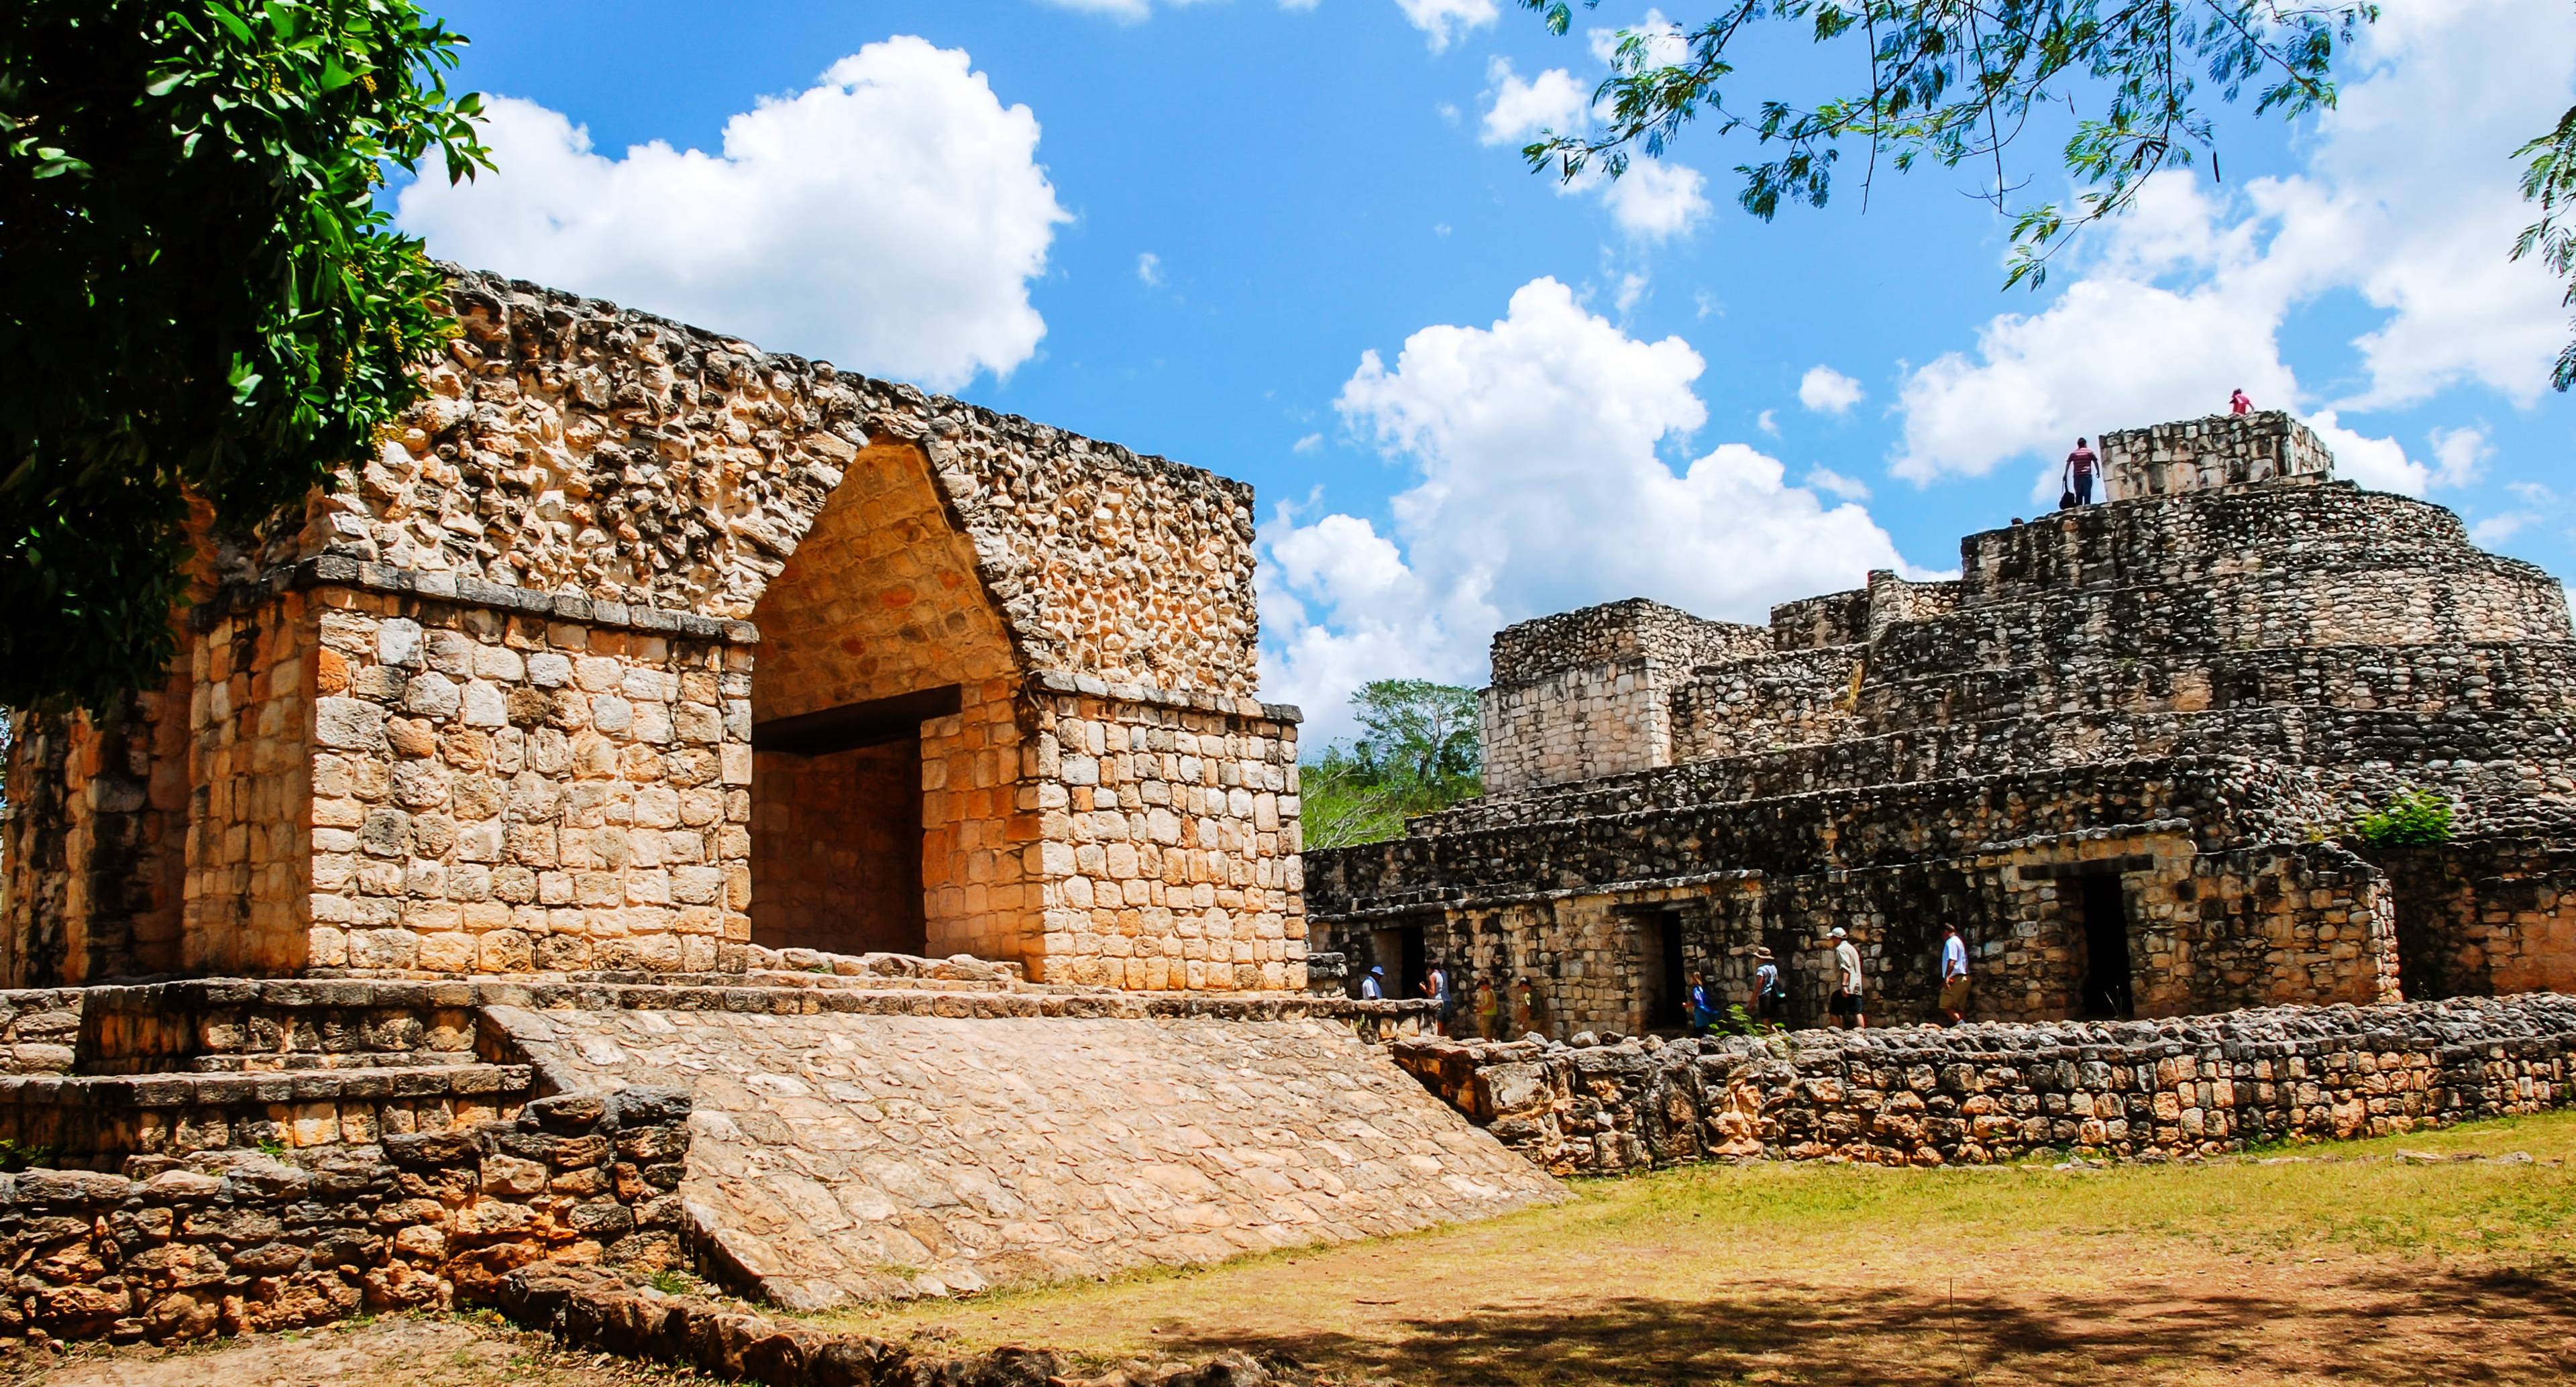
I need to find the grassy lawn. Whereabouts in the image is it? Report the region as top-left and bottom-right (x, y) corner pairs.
(818, 1111), (2576, 1386)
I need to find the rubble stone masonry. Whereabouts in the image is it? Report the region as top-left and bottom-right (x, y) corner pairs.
(1391, 993), (2576, 1173)
(3, 269), (1300, 989)
(1313, 412), (2576, 1030)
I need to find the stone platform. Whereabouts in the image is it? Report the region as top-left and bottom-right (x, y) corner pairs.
(490, 1005), (1563, 1310)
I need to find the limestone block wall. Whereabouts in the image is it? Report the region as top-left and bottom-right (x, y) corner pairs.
(183, 592), (319, 978)
(1481, 600), (1768, 795)
(1668, 648), (1862, 760)
(1324, 826), (2396, 1036)
(2371, 839), (2576, 1000)
(1025, 674), (1303, 990)
(1481, 658), (1678, 794)
(922, 677), (1034, 964)
(258, 270), (1262, 696)
(0, 690), (191, 987)
(294, 579), (754, 977)
(1391, 993), (2576, 1173)
(2100, 410), (2331, 500)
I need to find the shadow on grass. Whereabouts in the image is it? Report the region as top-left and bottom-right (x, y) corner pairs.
(1163, 1266), (2576, 1386)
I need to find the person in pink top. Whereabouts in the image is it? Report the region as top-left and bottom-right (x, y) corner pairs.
(2230, 388), (2253, 415)
(2063, 437), (2099, 506)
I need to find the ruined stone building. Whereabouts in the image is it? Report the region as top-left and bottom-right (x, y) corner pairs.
(1, 270), (1305, 993)
(1310, 412), (2576, 1034)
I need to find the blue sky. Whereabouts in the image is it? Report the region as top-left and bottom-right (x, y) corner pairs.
(394, 0), (2576, 743)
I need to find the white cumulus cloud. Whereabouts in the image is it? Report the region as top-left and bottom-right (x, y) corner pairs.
(1889, 0), (2572, 488)
(1479, 56), (1710, 240)
(1480, 58), (1590, 146)
(1396, 0), (1499, 50)
(394, 38), (1068, 392)
(1136, 252), (1163, 286)
(1799, 365), (1864, 414)
(1260, 278), (1913, 741)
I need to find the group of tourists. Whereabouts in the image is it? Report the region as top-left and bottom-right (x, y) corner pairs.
(2061, 388), (2253, 507)
(1364, 920), (1981, 1039)
(1362, 962), (1553, 1040)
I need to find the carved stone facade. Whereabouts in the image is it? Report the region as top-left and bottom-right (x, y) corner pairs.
(1311, 412), (2576, 1034)
(2, 270), (1302, 990)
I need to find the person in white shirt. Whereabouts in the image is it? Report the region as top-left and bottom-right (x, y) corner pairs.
(1829, 927), (1866, 1030)
(1939, 924), (1972, 1025)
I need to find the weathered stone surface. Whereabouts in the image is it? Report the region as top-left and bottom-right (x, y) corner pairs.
(1314, 413), (2576, 1034)
(492, 1005), (1560, 1309)
(1394, 993), (2576, 1173)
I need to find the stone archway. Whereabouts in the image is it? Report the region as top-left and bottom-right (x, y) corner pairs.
(746, 439), (1023, 962)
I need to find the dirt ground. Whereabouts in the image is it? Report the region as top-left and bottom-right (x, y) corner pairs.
(822, 1111), (2576, 1386)
(10, 1112), (2576, 1386)
(0, 1313), (708, 1387)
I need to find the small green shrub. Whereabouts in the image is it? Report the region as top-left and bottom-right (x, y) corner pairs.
(0, 1138), (54, 1172)
(2353, 787), (2456, 846)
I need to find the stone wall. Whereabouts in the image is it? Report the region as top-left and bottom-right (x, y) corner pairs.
(1482, 600), (1767, 795)
(1026, 674), (1304, 990)
(272, 269), (1261, 695)
(0, 1087), (690, 1343)
(2372, 839), (2576, 1001)
(1390, 993), (2576, 1173)
(2100, 410), (2332, 500)
(4, 268), (1303, 990)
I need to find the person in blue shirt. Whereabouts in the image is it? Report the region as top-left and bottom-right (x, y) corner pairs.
(1686, 971), (1717, 1034)
(1359, 965), (1385, 1000)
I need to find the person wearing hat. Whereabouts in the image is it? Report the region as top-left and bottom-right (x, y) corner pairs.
(1751, 946), (1784, 1024)
(1359, 964), (1385, 1000)
(1829, 927), (1866, 1030)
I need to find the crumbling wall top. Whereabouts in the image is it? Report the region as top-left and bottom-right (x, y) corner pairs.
(2100, 410), (2332, 501)
(250, 268), (1262, 695)
(1489, 598), (1767, 687)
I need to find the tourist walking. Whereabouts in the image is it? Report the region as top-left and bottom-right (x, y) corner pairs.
(2230, 388), (2254, 415)
(1473, 976), (1501, 1040)
(1421, 964), (1451, 1036)
(1511, 977), (1546, 1040)
(1687, 970), (1717, 1035)
(1359, 964), (1385, 1000)
(2062, 437), (2099, 507)
(1751, 947), (1783, 1024)
(1829, 927), (1867, 1030)
(1939, 923), (1972, 1025)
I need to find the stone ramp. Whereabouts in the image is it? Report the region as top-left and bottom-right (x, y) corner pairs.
(486, 1006), (1562, 1310)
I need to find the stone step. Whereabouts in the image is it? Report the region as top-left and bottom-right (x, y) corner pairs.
(484, 1003), (1561, 1311)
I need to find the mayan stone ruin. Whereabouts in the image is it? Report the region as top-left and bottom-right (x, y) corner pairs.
(1309, 411), (2576, 1036)
(0, 271), (1563, 1343)
(1, 275), (2573, 1359)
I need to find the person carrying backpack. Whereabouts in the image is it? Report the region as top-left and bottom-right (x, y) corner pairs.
(2062, 437), (2100, 507)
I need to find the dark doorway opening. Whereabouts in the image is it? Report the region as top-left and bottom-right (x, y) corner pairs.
(749, 736), (926, 957)
(2076, 875), (2135, 1019)
(1642, 911), (1688, 1031)
(1368, 924), (1427, 1001)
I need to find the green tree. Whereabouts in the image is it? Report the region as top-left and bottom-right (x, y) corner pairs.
(1511, 1), (2373, 290)
(1301, 679), (1485, 850)
(2514, 99), (2576, 391)
(1, 1), (490, 712)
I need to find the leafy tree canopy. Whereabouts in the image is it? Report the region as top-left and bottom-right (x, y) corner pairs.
(1303, 679), (1485, 850)
(0, 1), (490, 712)
(1513, 1), (2376, 290)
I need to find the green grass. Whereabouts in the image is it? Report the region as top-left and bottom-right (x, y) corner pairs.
(816, 1111), (2576, 1386)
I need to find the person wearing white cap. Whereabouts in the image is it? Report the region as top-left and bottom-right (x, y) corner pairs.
(1829, 927), (1866, 1030)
